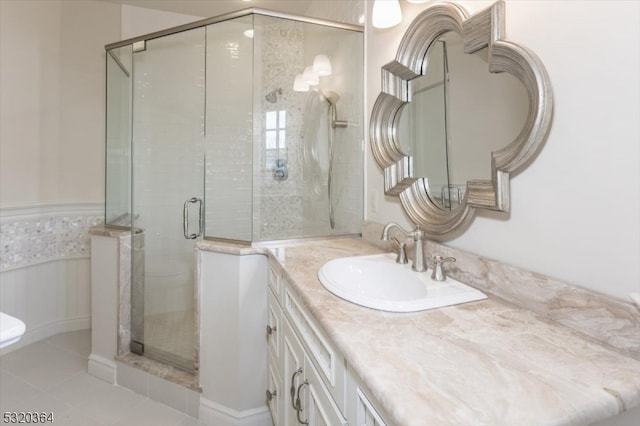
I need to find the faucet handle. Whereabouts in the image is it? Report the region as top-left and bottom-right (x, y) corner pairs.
(431, 256), (456, 281)
(391, 237), (409, 264)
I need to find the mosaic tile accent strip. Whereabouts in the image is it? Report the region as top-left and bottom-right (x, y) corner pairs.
(0, 207), (102, 271)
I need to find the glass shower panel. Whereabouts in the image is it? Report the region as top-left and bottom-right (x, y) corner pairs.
(204, 16), (254, 242)
(131, 28), (205, 373)
(105, 45), (132, 227)
(252, 16), (364, 241)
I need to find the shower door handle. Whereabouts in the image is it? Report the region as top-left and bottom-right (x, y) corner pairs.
(183, 197), (204, 239)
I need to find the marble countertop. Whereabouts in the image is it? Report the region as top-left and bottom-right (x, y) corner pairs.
(263, 237), (640, 426)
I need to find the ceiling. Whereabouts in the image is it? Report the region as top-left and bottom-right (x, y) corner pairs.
(103, 0), (320, 20)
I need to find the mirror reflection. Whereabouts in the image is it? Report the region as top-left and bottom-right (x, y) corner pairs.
(397, 31), (529, 210)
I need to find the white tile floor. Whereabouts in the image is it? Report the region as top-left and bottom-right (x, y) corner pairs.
(0, 330), (203, 426)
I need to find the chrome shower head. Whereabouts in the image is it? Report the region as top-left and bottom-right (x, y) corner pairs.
(265, 88), (283, 103)
(321, 91), (347, 128)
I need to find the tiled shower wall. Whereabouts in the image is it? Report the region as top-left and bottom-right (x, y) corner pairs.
(205, 17), (254, 242)
(255, 17), (306, 240)
(255, 17), (363, 240)
(0, 203), (102, 353)
(205, 15), (363, 242)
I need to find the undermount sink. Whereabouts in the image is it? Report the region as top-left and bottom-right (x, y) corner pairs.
(318, 253), (487, 313)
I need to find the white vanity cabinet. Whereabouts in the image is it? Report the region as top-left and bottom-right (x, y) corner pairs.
(267, 260), (346, 425)
(266, 258), (389, 426)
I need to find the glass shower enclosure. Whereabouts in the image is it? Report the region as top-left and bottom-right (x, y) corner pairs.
(105, 10), (363, 373)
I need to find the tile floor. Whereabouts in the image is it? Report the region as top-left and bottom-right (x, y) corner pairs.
(0, 330), (203, 426)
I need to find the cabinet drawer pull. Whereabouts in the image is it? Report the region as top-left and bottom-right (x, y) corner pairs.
(290, 368), (303, 409)
(267, 324), (277, 335)
(295, 380), (310, 425)
(266, 389), (277, 402)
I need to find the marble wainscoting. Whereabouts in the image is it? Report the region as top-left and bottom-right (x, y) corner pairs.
(0, 203), (102, 354)
(362, 220), (640, 360)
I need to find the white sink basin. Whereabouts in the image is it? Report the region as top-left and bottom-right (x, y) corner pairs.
(318, 253), (487, 312)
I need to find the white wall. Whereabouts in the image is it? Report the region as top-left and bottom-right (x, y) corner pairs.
(0, 0), (121, 206)
(120, 4), (202, 39)
(365, 0), (640, 300)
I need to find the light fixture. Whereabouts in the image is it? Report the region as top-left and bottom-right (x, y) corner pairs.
(372, 0), (402, 29)
(406, 0), (429, 3)
(293, 74), (309, 92)
(312, 55), (332, 77)
(243, 29), (254, 38)
(302, 66), (319, 86)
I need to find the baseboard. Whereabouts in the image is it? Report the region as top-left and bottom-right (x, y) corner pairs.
(0, 316), (90, 356)
(199, 397), (272, 426)
(88, 354), (117, 384)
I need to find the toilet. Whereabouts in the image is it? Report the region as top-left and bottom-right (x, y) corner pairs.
(0, 312), (26, 349)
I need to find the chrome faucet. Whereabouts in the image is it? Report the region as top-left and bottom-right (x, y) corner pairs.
(431, 255), (456, 282)
(381, 223), (427, 272)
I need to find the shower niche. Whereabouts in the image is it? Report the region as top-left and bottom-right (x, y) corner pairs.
(104, 10), (363, 376)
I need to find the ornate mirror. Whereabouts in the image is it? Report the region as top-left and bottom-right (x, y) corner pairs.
(370, 1), (553, 236)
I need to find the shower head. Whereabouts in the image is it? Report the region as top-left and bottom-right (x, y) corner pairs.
(321, 91), (347, 128)
(265, 88), (283, 103)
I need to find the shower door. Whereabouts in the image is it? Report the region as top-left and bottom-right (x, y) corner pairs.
(130, 28), (205, 373)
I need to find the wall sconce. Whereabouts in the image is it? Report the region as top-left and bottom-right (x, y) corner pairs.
(406, 0), (429, 3)
(293, 74), (309, 92)
(312, 54), (332, 76)
(302, 66), (319, 86)
(294, 55), (332, 92)
(372, 0), (402, 29)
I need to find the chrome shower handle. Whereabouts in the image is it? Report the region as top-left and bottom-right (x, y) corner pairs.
(183, 197), (204, 239)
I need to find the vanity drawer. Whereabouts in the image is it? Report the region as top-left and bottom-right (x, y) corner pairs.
(301, 351), (348, 426)
(283, 284), (346, 413)
(267, 359), (283, 426)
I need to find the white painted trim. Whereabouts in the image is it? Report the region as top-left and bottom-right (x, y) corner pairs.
(0, 316), (90, 356)
(199, 397), (271, 426)
(88, 354), (117, 384)
(0, 201), (103, 221)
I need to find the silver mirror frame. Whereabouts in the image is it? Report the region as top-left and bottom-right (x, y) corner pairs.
(370, 1), (553, 237)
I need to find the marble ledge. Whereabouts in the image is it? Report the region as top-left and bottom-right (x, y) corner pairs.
(89, 225), (140, 238)
(196, 235), (356, 257)
(272, 237), (640, 426)
(196, 239), (266, 256)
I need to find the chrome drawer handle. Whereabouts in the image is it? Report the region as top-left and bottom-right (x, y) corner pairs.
(290, 368), (303, 409)
(295, 380), (309, 425)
